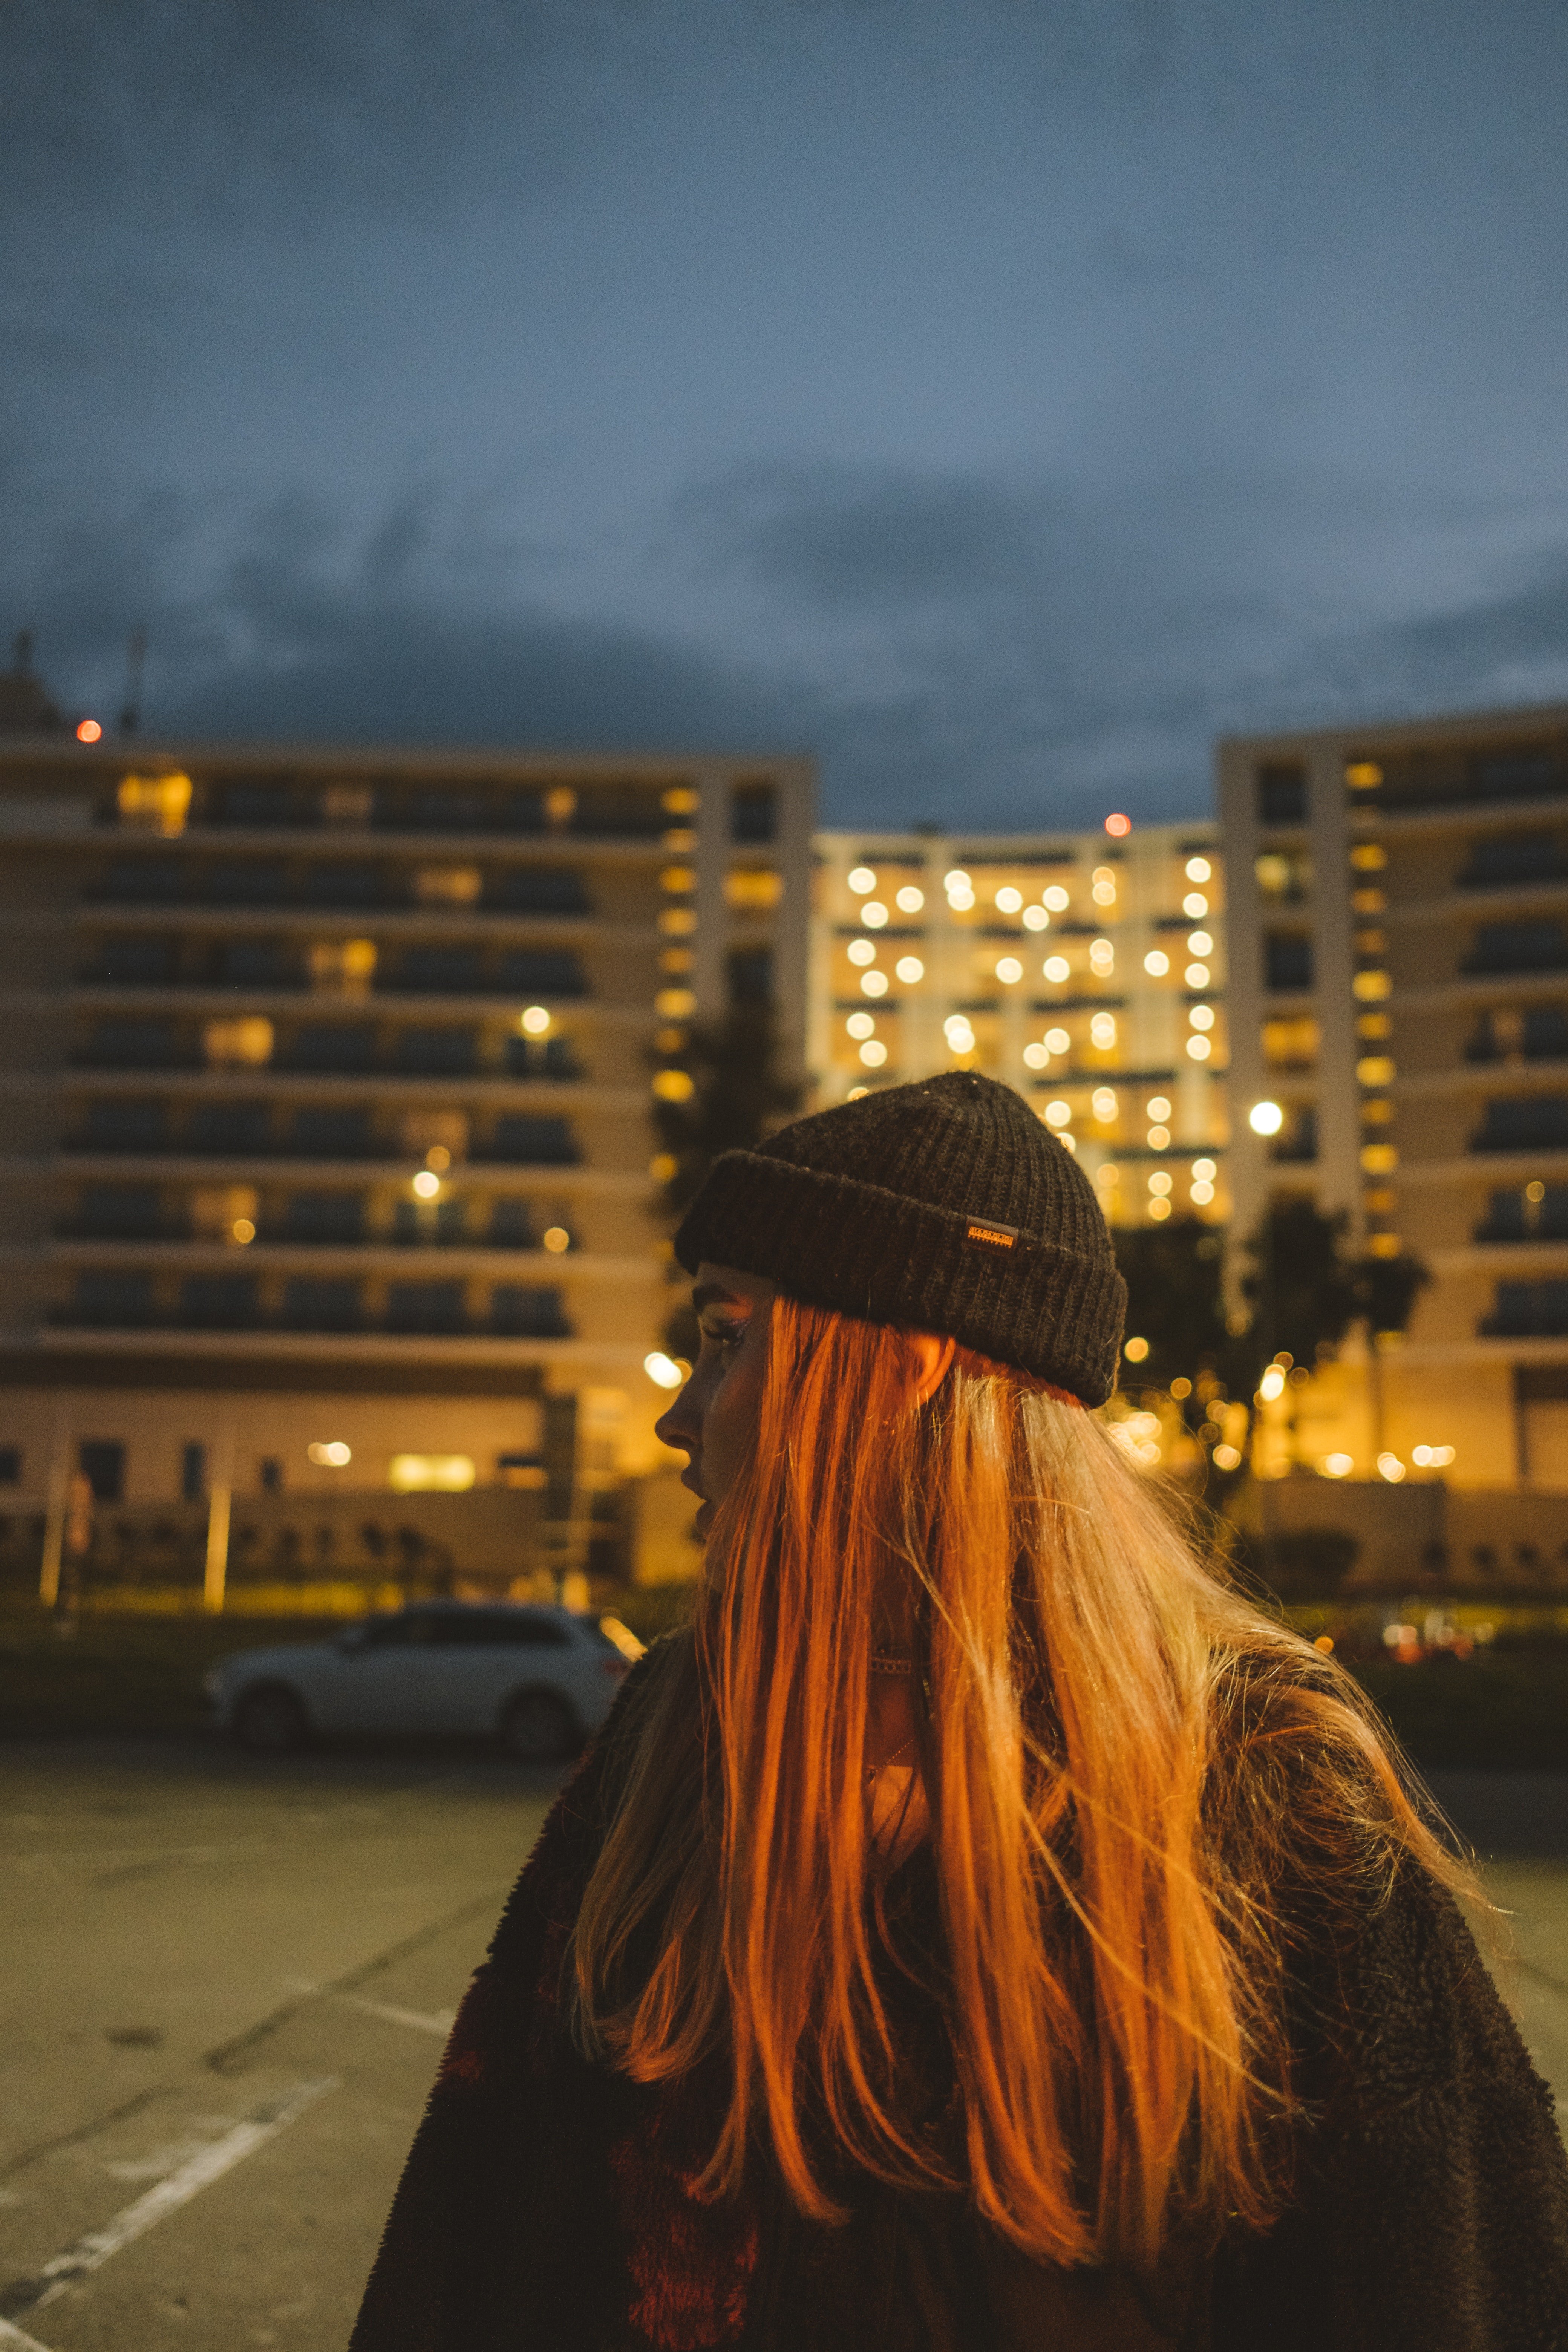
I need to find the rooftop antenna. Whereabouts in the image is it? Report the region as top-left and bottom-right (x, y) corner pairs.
(119, 626), (147, 737)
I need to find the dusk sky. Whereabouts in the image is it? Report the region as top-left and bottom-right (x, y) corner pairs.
(5, 0), (1567, 829)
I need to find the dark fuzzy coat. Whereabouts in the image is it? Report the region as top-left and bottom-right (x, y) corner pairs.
(351, 1654), (1568, 2352)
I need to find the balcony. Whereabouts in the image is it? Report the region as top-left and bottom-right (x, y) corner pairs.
(66, 1100), (584, 1165)
(1481, 1279), (1568, 1339)
(1470, 1098), (1568, 1154)
(1366, 745), (1568, 815)
(57, 1269), (573, 1340)
(1457, 833), (1568, 890)
(68, 1015), (591, 1081)
(1475, 1187), (1568, 1243)
(1462, 922), (1568, 977)
(1465, 1006), (1568, 1063)
(86, 858), (597, 917)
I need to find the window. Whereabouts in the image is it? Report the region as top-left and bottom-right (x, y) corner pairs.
(182, 1442), (206, 1502)
(386, 1280), (467, 1334)
(179, 1273), (259, 1328)
(1264, 933), (1314, 992)
(82, 1100), (168, 1152)
(496, 949), (588, 998)
(1262, 1017), (1320, 1070)
(491, 1284), (571, 1337)
(78, 1441), (126, 1503)
(281, 1277), (362, 1331)
(86, 1017), (177, 1067)
(1256, 763), (1307, 826)
(288, 1107), (373, 1158)
(421, 1606), (569, 1645)
(484, 869), (590, 915)
(728, 947), (774, 1005)
(280, 1192), (364, 1243)
(287, 1022), (376, 1072)
(394, 945), (484, 993)
(97, 937), (178, 983)
(0, 1447), (20, 1485)
(259, 1457), (283, 1494)
(724, 868), (784, 911)
(189, 1101), (270, 1155)
(1465, 922), (1568, 976)
(731, 784), (777, 844)
(486, 1116), (580, 1166)
(70, 1271), (154, 1326)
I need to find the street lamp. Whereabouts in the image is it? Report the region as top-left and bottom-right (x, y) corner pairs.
(1248, 1099), (1284, 1136)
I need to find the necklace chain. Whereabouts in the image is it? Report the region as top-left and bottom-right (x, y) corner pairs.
(869, 1651), (914, 1675)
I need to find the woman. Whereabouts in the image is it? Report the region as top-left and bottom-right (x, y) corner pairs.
(352, 1072), (1568, 2350)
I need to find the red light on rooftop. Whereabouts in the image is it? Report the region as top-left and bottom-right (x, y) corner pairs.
(1104, 812), (1131, 838)
(76, 718), (103, 743)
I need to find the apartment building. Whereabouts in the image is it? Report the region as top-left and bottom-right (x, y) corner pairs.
(0, 736), (812, 1594)
(810, 821), (1227, 1226)
(1221, 703), (1568, 1493)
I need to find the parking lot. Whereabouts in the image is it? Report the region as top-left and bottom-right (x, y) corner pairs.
(0, 1738), (558, 2352)
(3, 1742), (1568, 2352)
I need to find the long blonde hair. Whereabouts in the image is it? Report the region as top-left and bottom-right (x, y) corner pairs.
(573, 1296), (1475, 2268)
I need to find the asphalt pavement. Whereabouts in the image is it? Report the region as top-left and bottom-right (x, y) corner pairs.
(2, 1743), (1566, 2352)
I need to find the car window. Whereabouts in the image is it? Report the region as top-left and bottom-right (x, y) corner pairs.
(358, 1616), (415, 1649)
(424, 1609), (571, 1648)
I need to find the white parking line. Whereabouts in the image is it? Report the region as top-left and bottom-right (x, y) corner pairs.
(6, 2079), (336, 2321)
(0, 2318), (60, 2352)
(336, 1994), (456, 2038)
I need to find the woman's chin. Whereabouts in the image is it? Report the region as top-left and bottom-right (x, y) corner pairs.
(692, 1498), (714, 1539)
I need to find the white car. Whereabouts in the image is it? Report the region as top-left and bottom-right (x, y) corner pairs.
(205, 1602), (641, 1761)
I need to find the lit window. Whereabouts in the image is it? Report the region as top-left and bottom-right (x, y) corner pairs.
(847, 938), (876, 966)
(1148, 1196), (1171, 1220)
(725, 868), (782, 910)
(520, 1004), (551, 1035)
(995, 956), (1023, 984)
(1187, 931), (1212, 956)
(1345, 762), (1384, 789)
(412, 1169), (441, 1200)
(847, 1012), (876, 1039)
(1043, 885), (1070, 912)
(307, 1441), (352, 1468)
(1357, 1055), (1395, 1087)
(389, 1454), (475, 1493)
(1023, 1041), (1049, 1070)
(1352, 970), (1392, 1001)
(848, 866), (877, 893)
(1321, 1453), (1354, 1478)
(652, 1069), (694, 1102)
(1182, 892), (1208, 919)
(118, 770), (193, 835)
(943, 869), (971, 891)
(1091, 1087), (1117, 1121)
(895, 885), (925, 913)
(861, 901), (889, 928)
(658, 907), (698, 936)
(861, 971), (889, 997)
(1089, 1012), (1116, 1049)
(859, 1040), (888, 1067)
(894, 956), (924, 983)
(1022, 905), (1049, 931)
(1089, 939), (1115, 975)
(1190, 1180), (1215, 1205)
(1185, 856), (1212, 883)
(946, 885), (975, 910)
(995, 886), (1023, 913)
(1091, 876), (1117, 907)
(644, 1352), (684, 1388)
(1146, 1124), (1170, 1150)
(204, 1016), (274, 1067)
(541, 1226), (570, 1254)
(415, 864), (483, 906)
(1189, 1004), (1216, 1031)
(1193, 1158), (1216, 1181)
(1185, 963), (1210, 988)
(1148, 1171), (1173, 1196)
(943, 1015), (975, 1052)
(1045, 1028), (1070, 1054)
(662, 787), (699, 816)
(1187, 1036), (1212, 1061)
(655, 988), (696, 1018)
(1143, 949), (1170, 977)
(1044, 1100), (1072, 1129)
(1043, 956), (1070, 984)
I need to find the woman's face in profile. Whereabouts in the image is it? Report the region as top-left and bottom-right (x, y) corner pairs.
(654, 1262), (774, 1536)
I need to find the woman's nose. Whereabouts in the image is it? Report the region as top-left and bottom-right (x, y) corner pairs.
(655, 1392), (696, 1450)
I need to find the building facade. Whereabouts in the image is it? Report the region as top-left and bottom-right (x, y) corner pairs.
(0, 737), (812, 1599)
(810, 822), (1228, 1227)
(1221, 702), (1568, 1494)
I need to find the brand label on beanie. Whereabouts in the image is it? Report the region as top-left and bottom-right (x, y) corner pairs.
(965, 1219), (1018, 1252)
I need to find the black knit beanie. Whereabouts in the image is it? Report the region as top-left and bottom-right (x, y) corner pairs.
(673, 1072), (1127, 1406)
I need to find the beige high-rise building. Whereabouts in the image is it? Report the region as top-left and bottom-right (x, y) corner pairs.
(1221, 702), (1568, 1498)
(0, 735), (812, 1600)
(810, 821), (1228, 1227)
